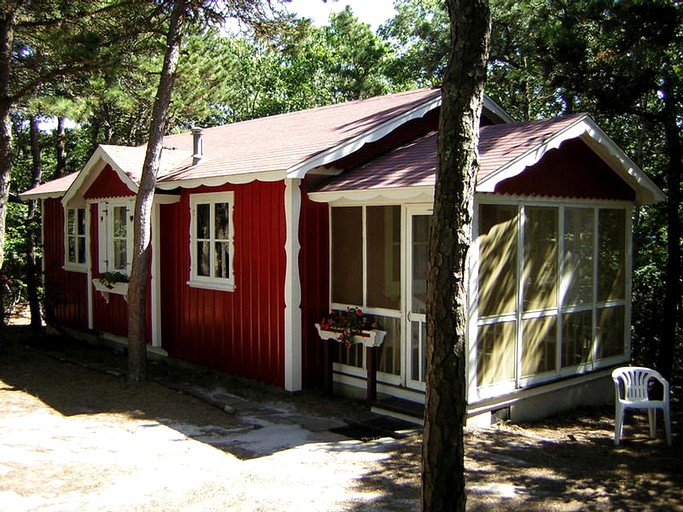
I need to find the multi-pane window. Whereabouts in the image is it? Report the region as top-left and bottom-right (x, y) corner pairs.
(98, 201), (132, 274)
(190, 192), (235, 290)
(65, 207), (86, 268)
(476, 202), (629, 391)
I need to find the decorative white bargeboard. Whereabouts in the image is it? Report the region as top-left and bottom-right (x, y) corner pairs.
(315, 324), (386, 347)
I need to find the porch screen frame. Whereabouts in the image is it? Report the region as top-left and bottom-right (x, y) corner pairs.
(329, 203), (404, 386)
(471, 196), (632, 400)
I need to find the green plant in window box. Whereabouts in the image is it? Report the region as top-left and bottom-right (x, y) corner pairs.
(99, 271), (129, 288)
(319, 307), (381, 347)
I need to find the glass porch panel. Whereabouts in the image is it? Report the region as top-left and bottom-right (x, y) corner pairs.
(563, 208), (594, 306)
(77, 237), (86, 264)
(377, 316), (401, 376)
(476, 321), (516, 386)
(598, 209), (626, 301)
(214, 241), (229, 278)
(411, 215), (430, 315)
(67, 236), (76, 263)
(367, 206), (401, 310)
(562, 310), (593, 368)
(196, 203), (210, 239)
(331, 207), (363, 305)
(113, 239), (127, 270)
(521, 316), (557, 377)
(214, 202), (230, 240)
(77, 208), (86, 235)
(113, 206), (127, 238)
(197, 240), (210, 276)
(523, 207), (558, 311)
(478, 205), (518, 317)
(410, 318), (427, 382)
(597, 305), (625, 359)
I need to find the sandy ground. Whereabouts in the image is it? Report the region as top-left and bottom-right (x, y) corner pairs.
(1, 323), (682, 511)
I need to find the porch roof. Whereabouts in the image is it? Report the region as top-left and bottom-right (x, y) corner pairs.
(311, 114), (664, 205)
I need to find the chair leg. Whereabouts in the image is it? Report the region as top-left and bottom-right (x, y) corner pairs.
(615, 408), (624, 445)
(648, 408), (657, 439)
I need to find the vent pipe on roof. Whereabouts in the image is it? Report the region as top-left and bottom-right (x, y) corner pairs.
(192, 127), (204, 165)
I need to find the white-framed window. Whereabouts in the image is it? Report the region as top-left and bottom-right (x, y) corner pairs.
(97, 200), (133, 274)
(65, 207), (87, 270)
(189, 192), (235, 291)
(474, 199), (631, 396)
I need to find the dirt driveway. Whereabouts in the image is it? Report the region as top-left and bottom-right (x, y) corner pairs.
(1, 326), (682, 511)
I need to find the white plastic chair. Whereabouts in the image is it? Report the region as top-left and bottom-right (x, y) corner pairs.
(612, 366), (671, 446)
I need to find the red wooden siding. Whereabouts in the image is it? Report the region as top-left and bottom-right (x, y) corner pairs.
(299, 177), (330, 387)
(42, 199), (88, 329)
(84, 165), (135, 200)
(495, 139), (637, 201)
(159, 180), (287, 386)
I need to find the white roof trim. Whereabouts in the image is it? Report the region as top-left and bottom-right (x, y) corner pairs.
(476, 115), (665, 205)
(156, 170), (284, 190)
(308, 185), (434, 204)
(62, 146), (139, 206)
(483, 95), (515, 124)
(20, 189), (65, 200)
(286, 94), (442, 179)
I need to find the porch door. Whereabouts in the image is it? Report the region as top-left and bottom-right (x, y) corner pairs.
(406, 207), (431, 391)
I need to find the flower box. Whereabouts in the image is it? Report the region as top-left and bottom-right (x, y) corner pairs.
(92, 278), (128, 303)
(315, 323), (386, 348)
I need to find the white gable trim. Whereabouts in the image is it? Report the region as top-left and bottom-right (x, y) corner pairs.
(62, 146), (139, 207)
(309, 186), (434, 205)
(156, 170), (284, 190)
(477, 115), (664, 205)
(286, 95), (442, 179)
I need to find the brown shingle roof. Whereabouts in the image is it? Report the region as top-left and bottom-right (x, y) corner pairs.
(313, 114), (588, 193)
(156, 88), (442, 186)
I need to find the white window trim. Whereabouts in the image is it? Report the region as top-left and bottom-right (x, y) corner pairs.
(97, 199), (134, 275)
(188, 191), (236, 292)
(64, 206), (88, 272)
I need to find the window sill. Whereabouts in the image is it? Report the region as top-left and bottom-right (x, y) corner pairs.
(187, 279), (236, 292)
(63, 265), (87, 273)
(92, 279), (128, 303)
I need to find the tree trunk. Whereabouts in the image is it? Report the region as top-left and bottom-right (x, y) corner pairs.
(26, 115), (42, 329)
(0, 10), (15, 273)
(657, 71), (682, 381)
(127, 0), (186, 386)
(421, 1), (490, 511)
(55, 116), (67, 178)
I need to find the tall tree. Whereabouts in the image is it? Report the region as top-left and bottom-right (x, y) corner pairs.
(422, 1), (490, 511)
(0, 1), (154, 271)
(127, 0), (188, 385)
(26, 115), (42, 329)
(126, 0), (279, 385)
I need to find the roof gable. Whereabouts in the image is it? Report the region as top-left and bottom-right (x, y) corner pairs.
(83, 164), (136, 200)
(310, 114), (664, 205)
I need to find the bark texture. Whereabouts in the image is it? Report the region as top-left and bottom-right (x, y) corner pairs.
(127, 0), (186, 385)
(657, 71), (682, 381)
(26, 115), (42, 329)
(55, 116), (67, 179)
(421, 1), (490, 511)
(0, 9), (15, 272)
